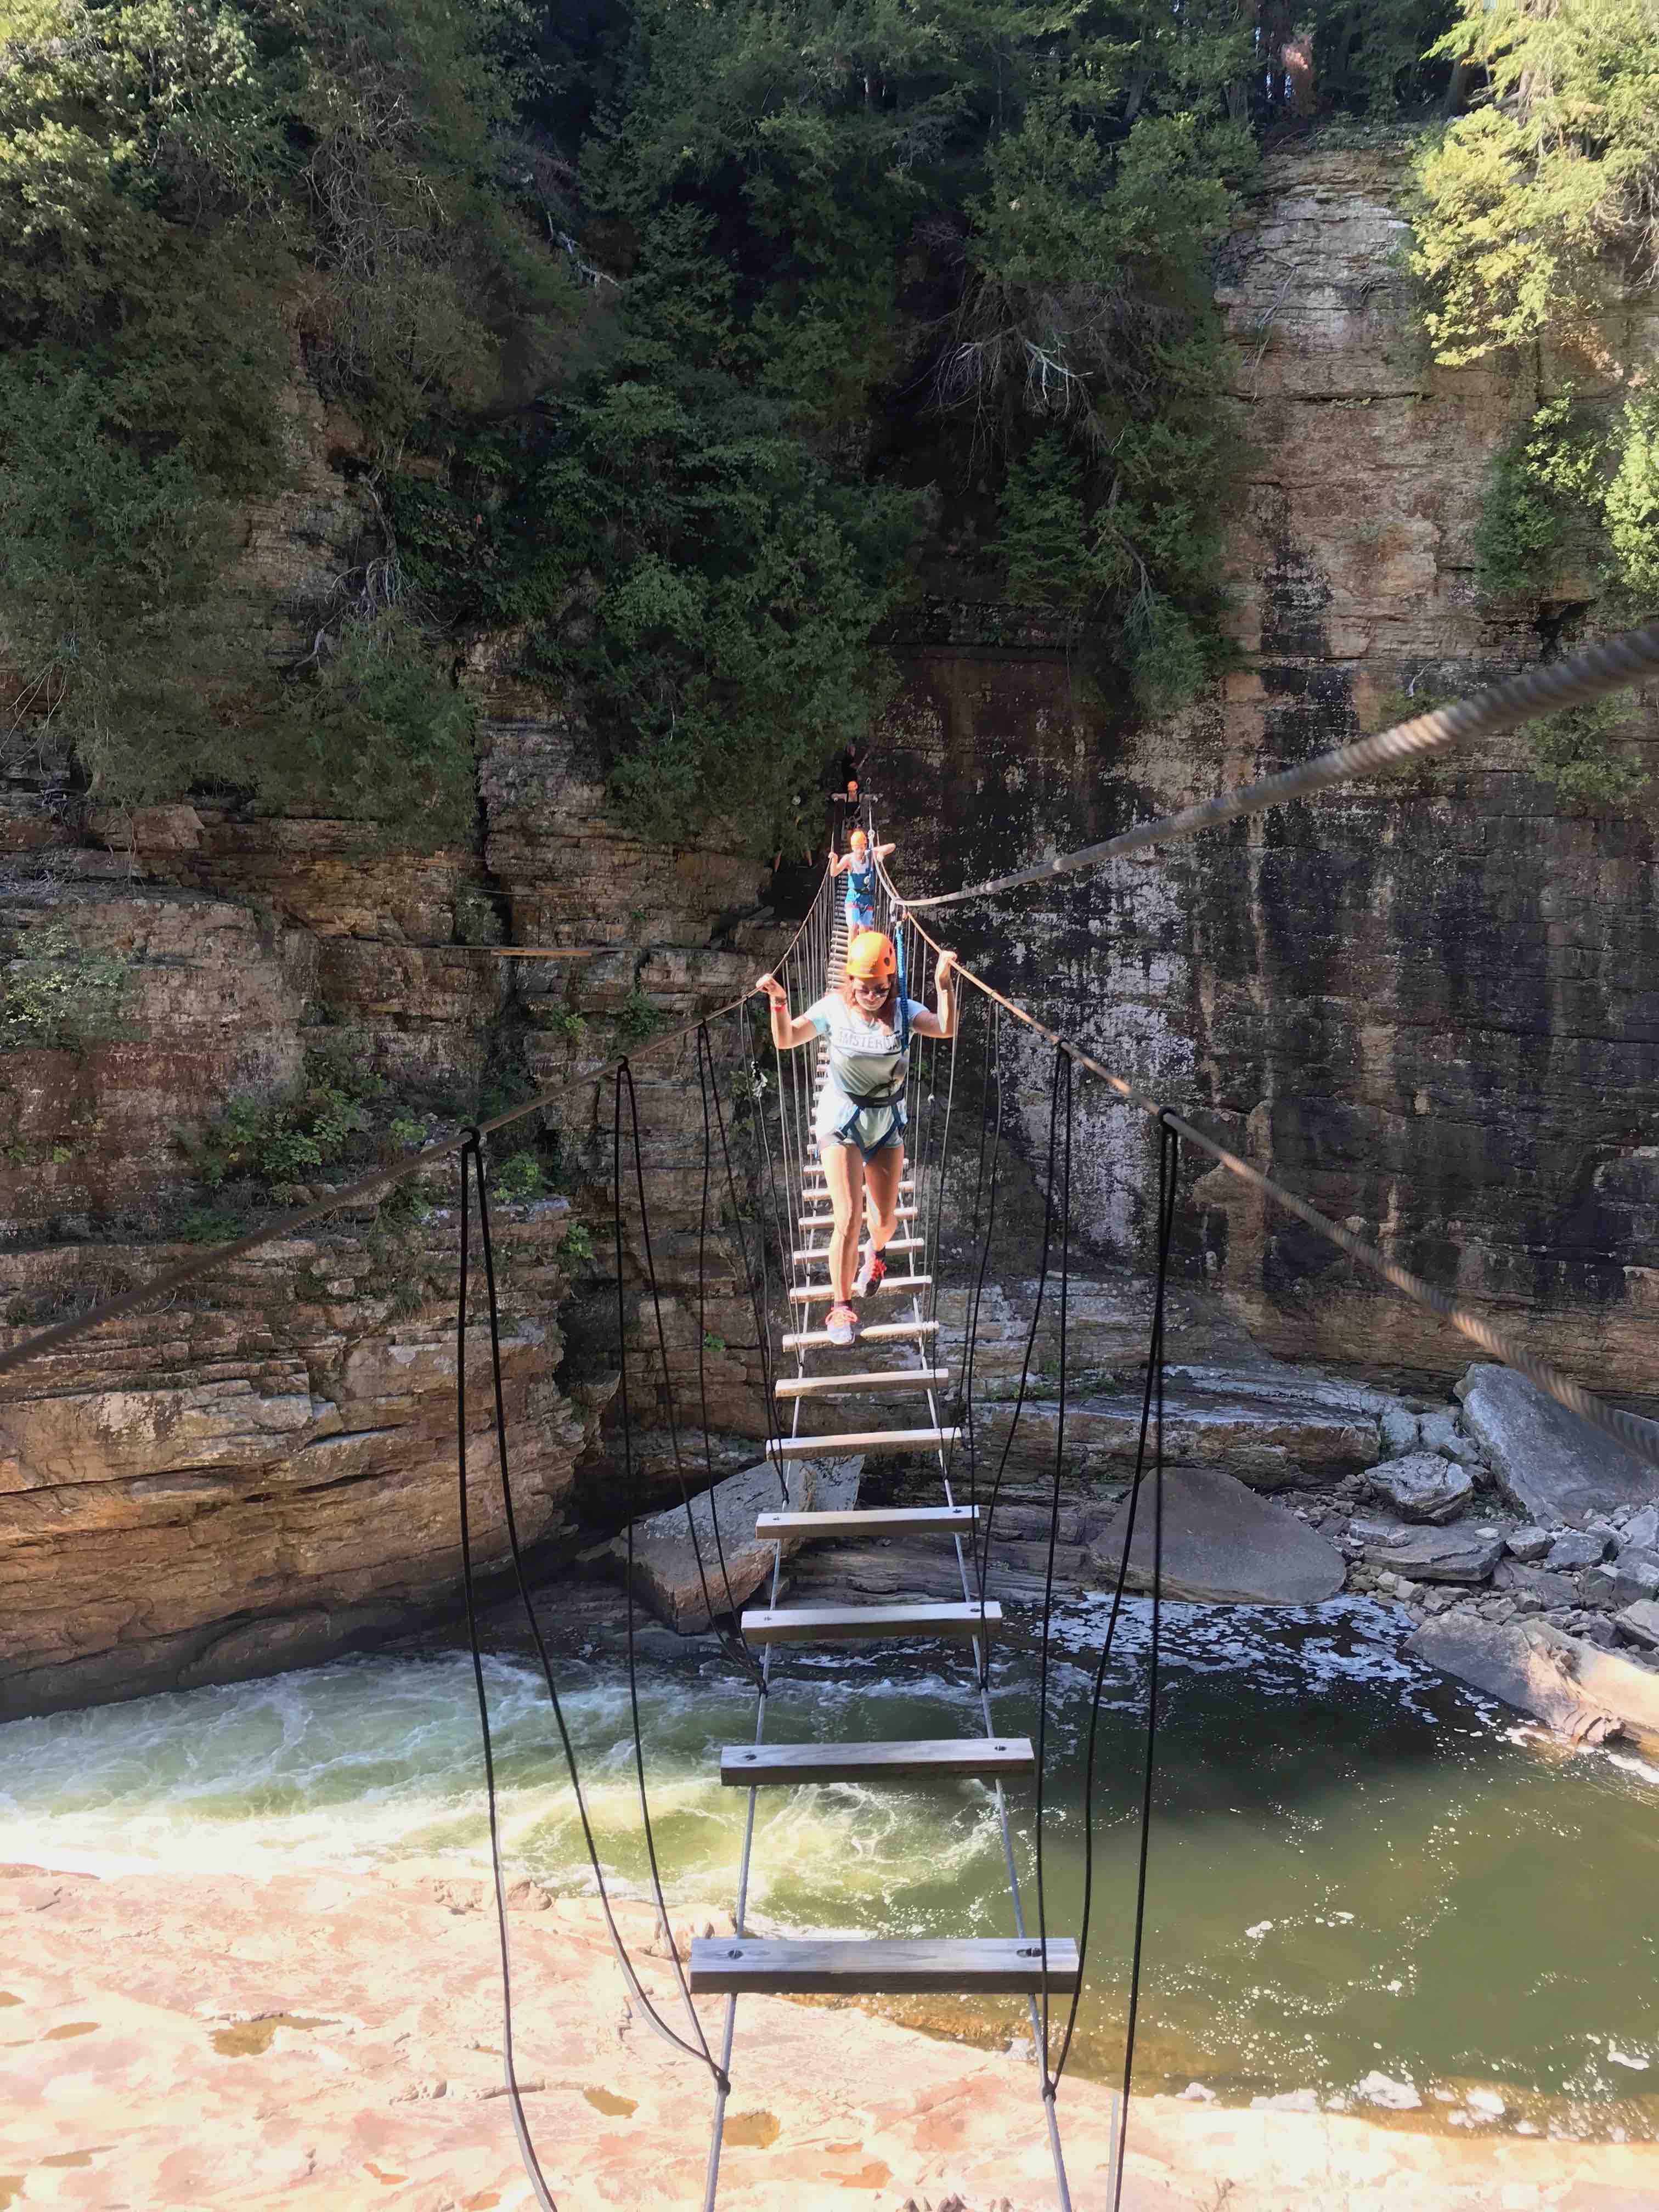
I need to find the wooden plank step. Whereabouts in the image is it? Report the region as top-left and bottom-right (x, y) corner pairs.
(719, 1734), (1030, 1786)
(773, 1368), (946, 1399)
(799, 1206), (917, 1225)
(791, 1237), (924, 1263)
(689, 1934), (1074, 1996)
(766, 1427), (958, 1459)
(781, 1318), (937, 1351)
(741, 1600), (999, 1646)
(755, 1503), (974, 1535)
(790, 1276), (930, 1304)
(804, 1175), (915, 1190)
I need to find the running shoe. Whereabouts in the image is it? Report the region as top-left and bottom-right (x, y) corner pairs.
(825, 1302), (859, 1347)
(853, 1245), (887, 1299)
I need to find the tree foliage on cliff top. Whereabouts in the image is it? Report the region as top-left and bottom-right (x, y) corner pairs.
(2, 0), (1491, 850)
(0, 0), (565, 837)
(1410, 0), (1659, 369)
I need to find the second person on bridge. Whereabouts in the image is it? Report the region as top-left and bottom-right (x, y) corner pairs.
(828, 827), (893, 936)
(757, 929), (957, 1347)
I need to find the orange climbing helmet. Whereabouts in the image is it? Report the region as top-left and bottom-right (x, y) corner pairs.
(849, 827), (867, 850)
(845, 929), (895, 983)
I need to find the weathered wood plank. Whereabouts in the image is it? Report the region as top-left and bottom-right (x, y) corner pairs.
(789, 1276), (932, 1304)
(764, 1427), (959, 1458)
(781, 1319), (937, 1351)
(689, 1934), (1077, 1995)
(773, 1368), (947, 1399)
(755, 1503), (975, 1536)
(740, 1600), (1001, 1645)
(719, 1735), (1033, 1786)
(798, 1206), (918, 1226)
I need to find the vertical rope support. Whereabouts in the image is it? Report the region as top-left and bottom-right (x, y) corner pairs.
(1034, 1044), (1073, 2098)
(453, 1136), (562, 2212)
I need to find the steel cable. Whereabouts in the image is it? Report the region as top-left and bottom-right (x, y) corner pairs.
(902, 617), (1659, 911)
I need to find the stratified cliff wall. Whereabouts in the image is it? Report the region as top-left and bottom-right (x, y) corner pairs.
(879, 138), (1659, 1402)
(0, 402), (785, 1718)
(2, 134), (1654, 1719)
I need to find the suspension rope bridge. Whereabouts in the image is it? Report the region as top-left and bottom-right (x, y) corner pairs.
(2, 619), (1658, 2210)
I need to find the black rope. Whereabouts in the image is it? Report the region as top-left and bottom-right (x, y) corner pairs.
(613, 1057), (761, 1685)
(453, 1133), (730, 2182)
(955, 1000), (1003, 1521)
(1049, 1119), (1178, 2145)
(971, 1039), (1065, 1680)
(1032, 1045), (1073, 2098)
(453, 1135), (561, 2212)
(698, 1020), (788, 1508)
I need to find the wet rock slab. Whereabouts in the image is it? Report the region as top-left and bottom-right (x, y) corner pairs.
(1457, 1364), (1657, 1528)
(608, 1454), (860, 1631)
(1092, 1466), (1345, 1604)
(1355, 1520), (1505, 1584)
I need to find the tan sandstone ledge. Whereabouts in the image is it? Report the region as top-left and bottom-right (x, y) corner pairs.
(1, 1860), (1654, 2212)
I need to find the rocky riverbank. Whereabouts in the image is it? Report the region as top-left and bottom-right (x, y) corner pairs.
(3, 1857), (1655, 2211)
(591, 1295), (1659, 1756)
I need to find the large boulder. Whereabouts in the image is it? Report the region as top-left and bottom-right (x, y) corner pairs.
(1457, 1364), (1657, 1529)
(1089, 1466), (1345, 1604)
(1355, 1519), (1505, 1583)
(610, 1454), (860, 1632)
(1365, 1453), (1474, 1524)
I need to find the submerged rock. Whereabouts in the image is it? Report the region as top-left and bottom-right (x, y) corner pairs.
(1457, 1365), (1656, 1529)
(1408, 1610), (1659, 1749)
(1091, 1465), (1345, 1604)
(1365, 1452), (1473, 1524)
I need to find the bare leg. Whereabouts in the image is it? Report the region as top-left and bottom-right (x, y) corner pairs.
(822, 1141), (865, 1305)
(861, 1142), (904, 1257)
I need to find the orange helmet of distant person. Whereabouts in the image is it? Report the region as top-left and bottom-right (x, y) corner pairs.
(850, 827), (867, 850)
(845, 929), (896, 984)
(847, 777), (859, 798)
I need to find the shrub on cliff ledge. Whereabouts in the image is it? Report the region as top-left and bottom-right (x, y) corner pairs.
(0, 922), (134, 1051)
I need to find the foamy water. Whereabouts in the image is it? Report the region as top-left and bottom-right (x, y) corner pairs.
(1, 1597), (1655, 2123)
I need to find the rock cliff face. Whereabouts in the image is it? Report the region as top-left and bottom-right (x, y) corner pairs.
(2, 134), (1652, 1719)
(0, 457), (785, 1719)
(878, 137), (1659, 1403)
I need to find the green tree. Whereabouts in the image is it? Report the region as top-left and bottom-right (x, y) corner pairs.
(1412, 0), (1659, 368)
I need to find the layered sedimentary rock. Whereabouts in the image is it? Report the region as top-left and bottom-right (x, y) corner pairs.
(0, 1201), (595, 1718)
(878, 136), (1659, 1400)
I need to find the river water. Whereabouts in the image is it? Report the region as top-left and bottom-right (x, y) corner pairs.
(2, 1594), (1655, 2137)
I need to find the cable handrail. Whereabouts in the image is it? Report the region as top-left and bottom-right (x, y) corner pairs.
(899, 616), (1659, 911)
(878, 857), (1659, 1473)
